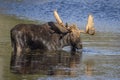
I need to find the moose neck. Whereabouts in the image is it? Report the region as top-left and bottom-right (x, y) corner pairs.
(59, 33), (71, 49)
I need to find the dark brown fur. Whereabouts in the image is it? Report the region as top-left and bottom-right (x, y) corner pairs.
(10, 22), (82, 57)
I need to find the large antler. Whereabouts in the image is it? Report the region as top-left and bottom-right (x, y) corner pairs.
(53, 10), (68, 33)
(86, 14), (95, 34)
(80, 14), (95, 35)
(53, 10), (66, 28)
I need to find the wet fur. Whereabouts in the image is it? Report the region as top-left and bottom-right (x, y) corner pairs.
(10, 22), (82, 56)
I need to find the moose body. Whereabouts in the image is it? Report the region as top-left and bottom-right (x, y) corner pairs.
(11, 22), (82, 56)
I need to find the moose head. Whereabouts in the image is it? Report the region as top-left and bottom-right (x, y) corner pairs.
(52, 10), (95, 51)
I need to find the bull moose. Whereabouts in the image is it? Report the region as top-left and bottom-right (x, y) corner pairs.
(10, 10), (95, 65)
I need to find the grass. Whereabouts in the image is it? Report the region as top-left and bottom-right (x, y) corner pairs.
(0, 14), (41, 43)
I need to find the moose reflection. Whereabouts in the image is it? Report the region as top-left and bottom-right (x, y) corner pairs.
(10, 50), (82, 76)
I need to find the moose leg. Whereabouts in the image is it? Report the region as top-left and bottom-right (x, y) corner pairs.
(13, 35), (25, 67)
(13, 45), (23, 67)
(10, 42), (17, 68)
(10, 41), (23, 71)
(15, 37), (27, 66)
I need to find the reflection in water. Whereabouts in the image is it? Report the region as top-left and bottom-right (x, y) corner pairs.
(85, 59), (94, 76)
(10, 50), (82, 76)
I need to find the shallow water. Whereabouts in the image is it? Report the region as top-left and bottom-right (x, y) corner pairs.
(0, 0), (120, 80)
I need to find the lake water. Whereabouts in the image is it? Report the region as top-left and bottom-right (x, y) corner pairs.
(0, 0), (120, 80)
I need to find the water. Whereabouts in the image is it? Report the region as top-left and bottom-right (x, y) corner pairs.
(0, 0), (120, 80)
